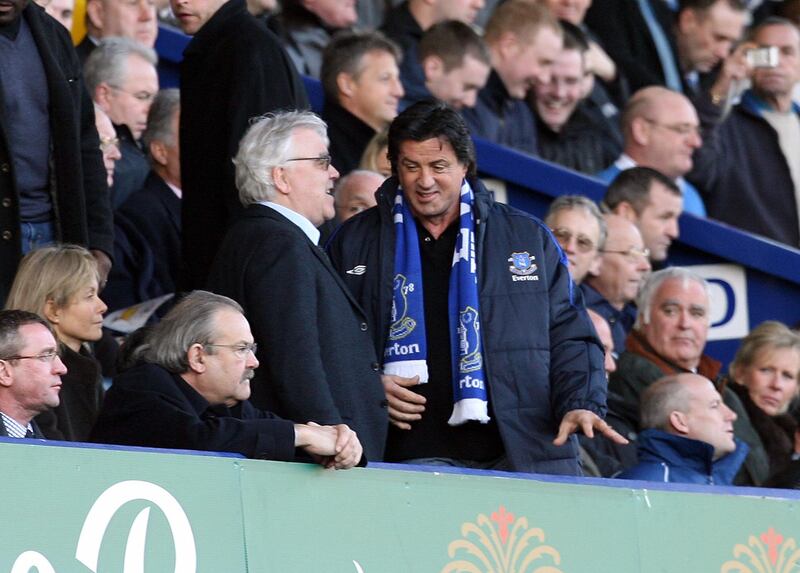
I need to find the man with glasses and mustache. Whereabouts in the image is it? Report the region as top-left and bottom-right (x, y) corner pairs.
(597, 86), (706, 217)
(0, 311), (66, 439)
(84, 37), (159, 210)
(91, 291), (364, 468)
(207, 111), (388, 463)
(582, 214), (651, 353)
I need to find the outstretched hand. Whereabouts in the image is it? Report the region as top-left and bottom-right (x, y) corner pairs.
(553, 409), (629, 446)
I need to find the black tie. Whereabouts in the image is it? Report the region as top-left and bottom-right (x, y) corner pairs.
(24, 428), (34, 438)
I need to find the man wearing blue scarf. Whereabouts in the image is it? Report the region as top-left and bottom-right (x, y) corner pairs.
(687, 18), (800, 247)
(328, 101), (627, 475)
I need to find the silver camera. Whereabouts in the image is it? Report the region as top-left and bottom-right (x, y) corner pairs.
(746, 47), (779, 68)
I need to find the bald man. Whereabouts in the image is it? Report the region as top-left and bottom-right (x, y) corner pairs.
(597, 86), (706, 216)
(619, 373), (747, 485)
(333, 170), (382, 224)
(581, 214), (651, 353)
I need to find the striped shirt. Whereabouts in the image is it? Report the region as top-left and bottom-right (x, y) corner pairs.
(0, 411), (33, 438)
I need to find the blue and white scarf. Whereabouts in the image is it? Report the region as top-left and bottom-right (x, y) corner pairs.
(383, 180), (489, 425)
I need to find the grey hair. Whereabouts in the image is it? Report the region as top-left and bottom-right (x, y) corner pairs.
(545, 195), (608, 250)
(640, 374), (693, 431)
(144, 291), (243, 373)
(84, 37), (158, 94)
(234, 110), (329, 206)
(142, 88), (180, 150)
(634, 267), (709, 330)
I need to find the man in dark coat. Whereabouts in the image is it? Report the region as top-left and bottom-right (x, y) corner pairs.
(327, 101), (625, 475)
(105, 89), (182, 311)
(0, 0), (113, 302)
(687, 19), (800, 247)
(207, 111), (388, 462)
(173, 0), (309, 289)
(91, 291), (363, 467)
(381, 0), (484, 105)
(461, 1), (562, 157)
(320, 31), (404, 177)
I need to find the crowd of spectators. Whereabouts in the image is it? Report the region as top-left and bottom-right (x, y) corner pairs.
(2, 0), (800, 491)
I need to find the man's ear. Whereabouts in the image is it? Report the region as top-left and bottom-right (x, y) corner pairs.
(94, 83), (114, 113)
(614, 201), (639, 222)
(149, 140), (168, 167)
(422, 55), (444, 81)
(85, 0), (105, 33)
(0, 360), (13, 389)
(677, 7), (698, 35)
(494, 31), (520, 62)
(336, 72), (357, 100)
(186, 343), (206, 374)
(630, 116), (651, 146)
(669, 410), (690, 435)
(272, 165), (291, 196)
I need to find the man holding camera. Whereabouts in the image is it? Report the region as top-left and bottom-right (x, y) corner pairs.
(687, 18), (800, 247)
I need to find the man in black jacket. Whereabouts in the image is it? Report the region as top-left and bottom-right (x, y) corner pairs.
(91, 291), (363, 467)
(172, 0), (309, 289)
(0, 0), (113, 302)
(321, 31), (404, 177)
(207, 111), (388, 462)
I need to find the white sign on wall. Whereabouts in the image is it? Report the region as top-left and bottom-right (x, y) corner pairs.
(689, 264), (749, 341)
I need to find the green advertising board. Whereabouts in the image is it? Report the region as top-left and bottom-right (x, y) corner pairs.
(1, 440), (798, 572)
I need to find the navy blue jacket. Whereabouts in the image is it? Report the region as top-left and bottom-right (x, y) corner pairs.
(327, 178), (608, 475)
(104, 172), (181, 311)
(619, 429), (749, 485)
(461, 71), (538, 156)
(687, 90), (800, 247)
(381, 2), (428, 105)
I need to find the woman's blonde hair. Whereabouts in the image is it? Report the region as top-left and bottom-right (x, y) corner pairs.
(360, 129), (391, 176)
(5, 244), (99, 318)
(730, 321), (800, 379)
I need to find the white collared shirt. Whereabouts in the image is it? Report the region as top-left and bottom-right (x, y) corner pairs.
(613, 154), (692, 194)
(260, 201), (320, 245)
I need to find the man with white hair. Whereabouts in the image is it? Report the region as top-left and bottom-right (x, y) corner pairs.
(609, 267), (768, 485)
(207, 111), (388, 463)
(84, 37), (159, 208)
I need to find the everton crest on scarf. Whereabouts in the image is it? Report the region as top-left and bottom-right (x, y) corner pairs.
(383, 180), (489, 426)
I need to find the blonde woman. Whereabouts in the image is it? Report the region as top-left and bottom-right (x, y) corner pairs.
(5, 244), (107, 441)
(728, 321), (800, 480)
